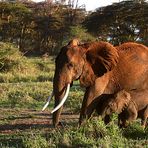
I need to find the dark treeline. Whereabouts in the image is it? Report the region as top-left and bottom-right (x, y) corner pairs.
(0, 0), (89, 55)
(84, 0), (148, 46)
(0, 0), (147, 55)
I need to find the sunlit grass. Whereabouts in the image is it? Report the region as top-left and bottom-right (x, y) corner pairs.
(0, 119), (147, 148)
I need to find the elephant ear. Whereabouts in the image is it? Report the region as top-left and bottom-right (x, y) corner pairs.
(86, 42), (119, 76)
(115, 90), (131, 113)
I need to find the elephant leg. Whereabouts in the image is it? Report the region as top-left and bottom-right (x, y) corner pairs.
(141, 118), (147, 129)
(79, 76), (109, 125)
(119, 104), (137, 128)
(126, 103), (138, 122)
(141, 106), (148, 129)
(122, 119), (129, 128)
(118, 112), (127, 128)
(118, 114), (122, 128)
(79, 87), (96, 125)
(118, 109), (134, 128)
(104, 115), (111, 124)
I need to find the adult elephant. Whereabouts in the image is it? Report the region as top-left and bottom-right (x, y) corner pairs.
(45, 39), (148, 127)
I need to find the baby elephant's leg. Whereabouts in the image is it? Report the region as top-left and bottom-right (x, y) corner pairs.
(118, 111), (128, 128)
(118, 104), (137, 128)
(141, 105), (148, 129)
(104, 115), (111, 124)
(126, 103), (138, 122)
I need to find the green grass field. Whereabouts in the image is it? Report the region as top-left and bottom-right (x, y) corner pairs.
(0, 55), (148, 148)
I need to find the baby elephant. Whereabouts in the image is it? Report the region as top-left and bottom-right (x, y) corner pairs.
(95, 90), (148, 128)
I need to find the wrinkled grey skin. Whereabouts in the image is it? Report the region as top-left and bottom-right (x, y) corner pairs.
(52, 39), (148, 127)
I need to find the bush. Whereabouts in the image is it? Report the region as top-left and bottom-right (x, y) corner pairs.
(0, 42), (23, 72)
(0, 42), (38, 74)
(62, 25), (95, 46)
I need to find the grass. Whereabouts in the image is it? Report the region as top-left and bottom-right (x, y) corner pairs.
(0, 119), (147, 148)
(0, 81), (82, 112)
(0, 83), (147, 147)
(0, 44), (147, 147)
(0, 57), (55, 83)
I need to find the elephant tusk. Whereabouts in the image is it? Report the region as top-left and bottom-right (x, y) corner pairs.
(51, 84), (70, 114)
(42, 91), (54, 111)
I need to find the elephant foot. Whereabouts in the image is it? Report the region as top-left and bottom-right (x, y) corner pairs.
(79, 117), (88, 127)
(78, 120), (87, 127)
(56, 121), (66, 128)
(58, 121), (65, 127)
(53, 121), (65, 128)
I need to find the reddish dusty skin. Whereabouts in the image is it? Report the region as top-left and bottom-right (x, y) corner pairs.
(91, 89), (148, 128)
(94, 90), (131, 118)
(53, 39), (148, 127)
(117, 89), (148, 128)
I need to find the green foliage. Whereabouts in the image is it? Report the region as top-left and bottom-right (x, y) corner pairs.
(0, 1), (86, 55)
(83, 1), (148, 45)
(0, 119), (147, 147)
(0, 43), (54, 82)
(0, 42), (23, 72)
(123, 121), (148, 140)
(63, 25), (95, 45)
(20, 119), (146, 148)
(0, 42), (40, 77)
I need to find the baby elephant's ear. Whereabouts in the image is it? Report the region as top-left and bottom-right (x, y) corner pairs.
(114, 90), (131, 113)
(121, 90), (131, 101)
(118, 90), (131, 105)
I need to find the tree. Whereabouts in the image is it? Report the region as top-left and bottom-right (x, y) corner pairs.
(83, 0), (148, 45)
(0, 1), (87, 55)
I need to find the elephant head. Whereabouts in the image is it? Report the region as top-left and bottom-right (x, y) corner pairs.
(101, 90), (131, 117)
(44, 39), (119, 127)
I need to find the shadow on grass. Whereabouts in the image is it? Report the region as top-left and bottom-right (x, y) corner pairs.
(0, 122), (53, 132)
(0, 138), (23, 148)
(0, 111), (52, 133)
(122, 125), (148, 140)
(4, 115), (34, 121)
(0, 111), (79, 134)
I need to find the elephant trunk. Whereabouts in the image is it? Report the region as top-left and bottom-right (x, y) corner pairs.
(52, 101), (63, 127)
(52, 71), (70, 127)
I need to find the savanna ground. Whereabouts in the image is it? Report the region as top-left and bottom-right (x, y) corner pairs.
(0, 43), (148, 148)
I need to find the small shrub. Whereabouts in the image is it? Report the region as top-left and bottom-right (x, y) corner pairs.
(62, 25), (95, 46)
(0, 42), (24, 72)
(0, 42), (42, 78)
(23, 133), (49, 148)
